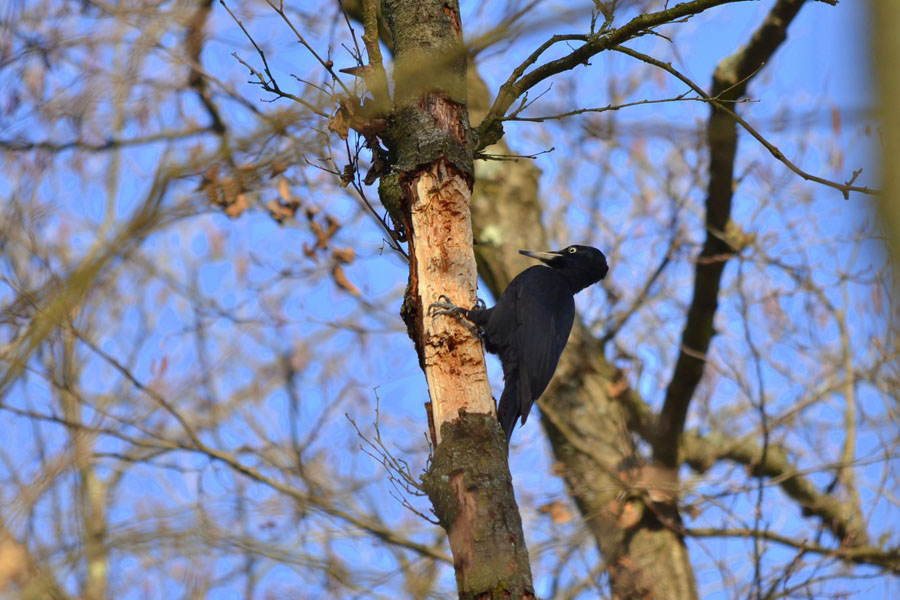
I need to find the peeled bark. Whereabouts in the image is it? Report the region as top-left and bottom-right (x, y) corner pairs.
(403, 157), (494, 443)
(383, 1), (493, 441)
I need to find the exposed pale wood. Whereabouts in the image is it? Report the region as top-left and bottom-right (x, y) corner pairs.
(408, 159), (493, 445)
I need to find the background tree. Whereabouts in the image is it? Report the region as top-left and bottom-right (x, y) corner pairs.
(0, 1), (896, 599)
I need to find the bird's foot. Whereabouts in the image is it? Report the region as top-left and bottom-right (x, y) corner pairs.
(428, 294), (467, 318)
(428, 295), (483, 337)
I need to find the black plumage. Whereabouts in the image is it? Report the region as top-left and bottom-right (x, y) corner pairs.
(431, 245), (608, 441)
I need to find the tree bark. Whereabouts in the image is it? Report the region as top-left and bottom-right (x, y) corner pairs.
(421, 415), (534, 600)
(873, 0), (900, 257)
(378, 2), (535, 597)
(382, 0), (492, 442)
(60, 328), (108, 600)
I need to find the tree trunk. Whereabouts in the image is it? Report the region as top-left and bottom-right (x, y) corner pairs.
(873, 0), (900, 254)
(379, 1), (534, 597)
(467, 62), (699, 600)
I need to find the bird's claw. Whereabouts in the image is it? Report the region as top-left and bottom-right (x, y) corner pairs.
(428, 295), (484, 338)
(428, 295), (467, 318)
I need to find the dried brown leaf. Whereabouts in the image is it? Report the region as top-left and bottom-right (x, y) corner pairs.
(0, 534), (28, 588)
(332, 247), (355, 264)
(340, 164), (355, 188)
(328, 105), (350, 140)
(270, 160), (288, 178)
(266, 198), (298, 224)
(332, 264), (360, 296)
(222, 176), (241, 205)
(324, 214), (340, 232)
(200, 165), (224, 206)
(205, 184), (221, 206)
(538, 500), (573, 524)
(224, 193), (250, 218)
(278, 177), (292, 203)
(198, 165), (219, 190)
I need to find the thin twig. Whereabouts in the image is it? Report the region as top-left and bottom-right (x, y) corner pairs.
(686, 527), (900, 573)
(475, 146), (556, 161)
(221, 0), (329, 117)
(505, 93), (754, 123)
(613, 45), (876, 198)
(265, 0), (353, 96)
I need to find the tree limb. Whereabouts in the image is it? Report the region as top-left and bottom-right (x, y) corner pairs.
(654, 0), (811, 468)
(612, 45), (874, 198)
(0, 127), (215, 153)
(476, 0), (751, 148)
(686, 527), (899, 573)
(0, 521), (70, 600)
(186, 0), (226, 134)
(681, 430), (869, 546)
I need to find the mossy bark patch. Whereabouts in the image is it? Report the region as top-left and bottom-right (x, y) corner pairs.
(422, 413), (534, 599)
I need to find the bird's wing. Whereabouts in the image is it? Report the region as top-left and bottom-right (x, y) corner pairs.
(512, 269), (575, 425)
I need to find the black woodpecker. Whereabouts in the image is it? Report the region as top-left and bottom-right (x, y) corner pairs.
(430, 245), (608, 441)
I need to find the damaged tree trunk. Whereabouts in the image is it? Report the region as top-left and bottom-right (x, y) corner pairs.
(377, 1), (534, 597)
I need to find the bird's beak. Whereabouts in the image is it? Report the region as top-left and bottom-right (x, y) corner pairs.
(519, 249), (563, 265)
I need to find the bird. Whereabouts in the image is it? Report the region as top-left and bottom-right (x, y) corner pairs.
(430, 245), (608, 441)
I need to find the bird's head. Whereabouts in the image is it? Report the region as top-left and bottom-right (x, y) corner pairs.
(519, 245), (609, 293)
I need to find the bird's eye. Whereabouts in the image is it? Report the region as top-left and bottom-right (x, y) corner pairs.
(568, 247), (577, 254)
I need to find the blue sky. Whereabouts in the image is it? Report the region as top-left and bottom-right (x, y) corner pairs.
(0, 1), (893, 598)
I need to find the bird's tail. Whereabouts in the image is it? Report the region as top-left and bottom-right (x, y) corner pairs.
(498, 365), (531, 442)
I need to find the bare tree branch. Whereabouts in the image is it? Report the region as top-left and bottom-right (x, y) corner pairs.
(681, 430), (869, 546)
(612, 45), (875, 198)
(655, 0), (813, 469)
(476, 0), (752, 148)
(0, 127), (215, 153)
(686, 527), (900, 573)
(186, 0), (226, 134)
